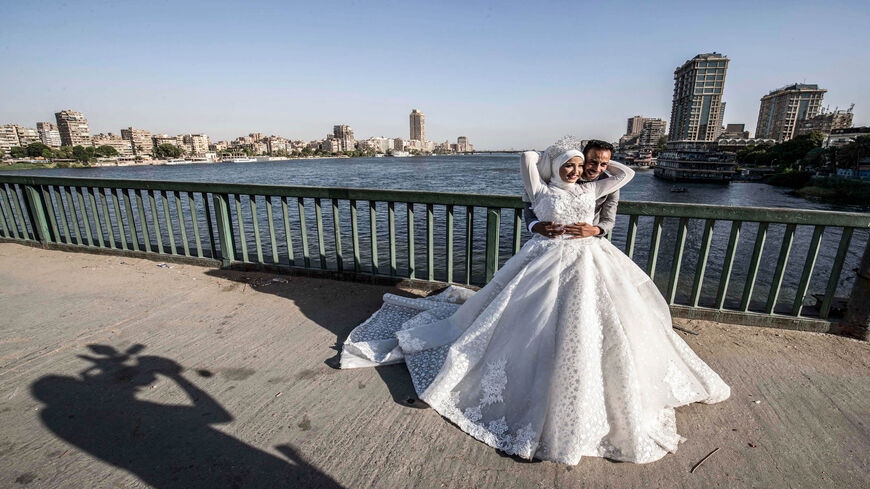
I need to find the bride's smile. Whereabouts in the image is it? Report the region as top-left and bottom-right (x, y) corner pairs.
(559, 156), (584, 183)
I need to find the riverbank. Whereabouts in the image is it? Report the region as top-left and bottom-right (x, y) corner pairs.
(765, 172), (870, 205)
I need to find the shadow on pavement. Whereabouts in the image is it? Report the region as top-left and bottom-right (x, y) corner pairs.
(204, 269), (430, 409)
(31, 343), (344, 489)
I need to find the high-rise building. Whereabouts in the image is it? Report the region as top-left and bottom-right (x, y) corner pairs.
(0, 125), (20, 154)
(410, 109), (425, 142)
(54, 110), (91, 147)
(37, 122), (62, 148)
(638, 119), (667, 147)
(668, 53), (729, 142)
(121, 127), (154, 157)
(626, 116), (646, 136)
(332, 125), (355, 152)
(456, 136), (473, 152)
(755, 84), (826, 142)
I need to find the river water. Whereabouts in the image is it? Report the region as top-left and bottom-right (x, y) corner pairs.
(5, 154), (868, 314)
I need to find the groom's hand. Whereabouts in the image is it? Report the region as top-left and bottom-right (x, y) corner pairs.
(563, 222), (600, 239)
(531, 221), (566, 239)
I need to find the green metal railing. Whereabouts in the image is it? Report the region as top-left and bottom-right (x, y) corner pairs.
(1, 175), (868, 329)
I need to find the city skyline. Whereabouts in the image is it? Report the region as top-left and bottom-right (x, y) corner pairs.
(1, 1), (867, 150)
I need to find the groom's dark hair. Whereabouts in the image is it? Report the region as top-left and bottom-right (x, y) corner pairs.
(583, 140), (614, 159)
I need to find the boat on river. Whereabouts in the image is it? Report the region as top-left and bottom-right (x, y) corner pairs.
(654, 141), (736, 183)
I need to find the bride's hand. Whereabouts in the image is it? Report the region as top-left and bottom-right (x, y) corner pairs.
(562, 222), (601, 239)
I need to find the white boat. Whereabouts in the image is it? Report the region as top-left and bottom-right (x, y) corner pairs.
(231, 157), (256, 163)
(391, 151), (410, 158)
(165, 158), (190, 165)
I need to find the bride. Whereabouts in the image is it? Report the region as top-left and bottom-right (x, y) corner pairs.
(341, 138), (730, 465)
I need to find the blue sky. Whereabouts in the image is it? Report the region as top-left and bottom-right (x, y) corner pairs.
(1, 0), (867, 149)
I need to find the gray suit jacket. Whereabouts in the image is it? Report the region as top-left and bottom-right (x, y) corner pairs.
(523, 172), (619, 237)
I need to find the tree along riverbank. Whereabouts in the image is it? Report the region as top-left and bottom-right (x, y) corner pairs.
(765, 172), (870, 204)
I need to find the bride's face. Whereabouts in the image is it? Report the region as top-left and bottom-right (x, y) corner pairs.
(559, 157), (584, 183)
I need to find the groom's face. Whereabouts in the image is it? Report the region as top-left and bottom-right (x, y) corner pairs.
(582, 148), (612, 180)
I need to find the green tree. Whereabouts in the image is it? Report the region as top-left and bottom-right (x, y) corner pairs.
(800, 147), (827, 168)
(72, 145), (91, 163)
(9, 146), (27, 158)
(154, 143), (183, 159)
(94, 145), (119, 157)
(26, 142), (51, 158)
(56, 146), (74, 159)
(41, 148), (54, 159)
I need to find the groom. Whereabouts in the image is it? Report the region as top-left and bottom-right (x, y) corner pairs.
(524, 139), (617, 239)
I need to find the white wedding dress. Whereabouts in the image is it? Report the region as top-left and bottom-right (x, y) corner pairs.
(341, 154), (730, 464)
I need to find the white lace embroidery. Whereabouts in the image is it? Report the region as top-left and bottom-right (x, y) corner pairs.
(480, 358), (507, 406)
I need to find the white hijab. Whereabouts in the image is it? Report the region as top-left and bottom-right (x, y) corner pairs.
(547, 148), (584, 191)
(522, 136), (586, 203)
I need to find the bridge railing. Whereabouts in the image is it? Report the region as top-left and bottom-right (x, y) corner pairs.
(1, 175), (868, 331)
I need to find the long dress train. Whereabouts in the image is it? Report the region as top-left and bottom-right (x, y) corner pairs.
(341, 155), (730, 464)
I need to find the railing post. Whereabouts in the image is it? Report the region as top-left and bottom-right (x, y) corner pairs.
(212, 193), (234, 266)
(484, 207), (500, 283)
(845, 237), (870, 340)
(23, 185), (52, 244)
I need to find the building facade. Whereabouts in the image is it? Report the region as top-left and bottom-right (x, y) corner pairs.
(824, 126), (870, 149)
(121, 127), (154, 158)
(456, 136), (473, 152)
(626, 116), (645, 136)
(332, 125), (355, 152)
(92, 133), (134, 156)
(183, 134), (210, 155)
(54, 110), (91, 147)
(755, 84), (826, 142)
(358, 137), (395, 153)
(668, 53), (729, 142)
(0, 125), (20, 155)
(11, 126), (39, 146)
(410, 109), (425, 142)
(37, 122), (62, 148)
(795, 107), (853, 137)
(719, 123), (750, 139)
(638, 119), (666, 147)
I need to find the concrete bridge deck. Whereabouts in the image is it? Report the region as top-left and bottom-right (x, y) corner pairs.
(0, 242), (868, 489)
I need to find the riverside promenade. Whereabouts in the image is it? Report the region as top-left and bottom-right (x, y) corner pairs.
(1, 242), (869, 489)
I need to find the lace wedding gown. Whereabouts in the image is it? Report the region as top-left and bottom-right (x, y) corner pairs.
(341, 154), (730, 464)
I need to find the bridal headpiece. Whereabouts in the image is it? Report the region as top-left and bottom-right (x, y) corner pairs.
(539, 135), (585, 188)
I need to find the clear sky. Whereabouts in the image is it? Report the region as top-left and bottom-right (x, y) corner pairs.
(1, 0), (867, 150)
